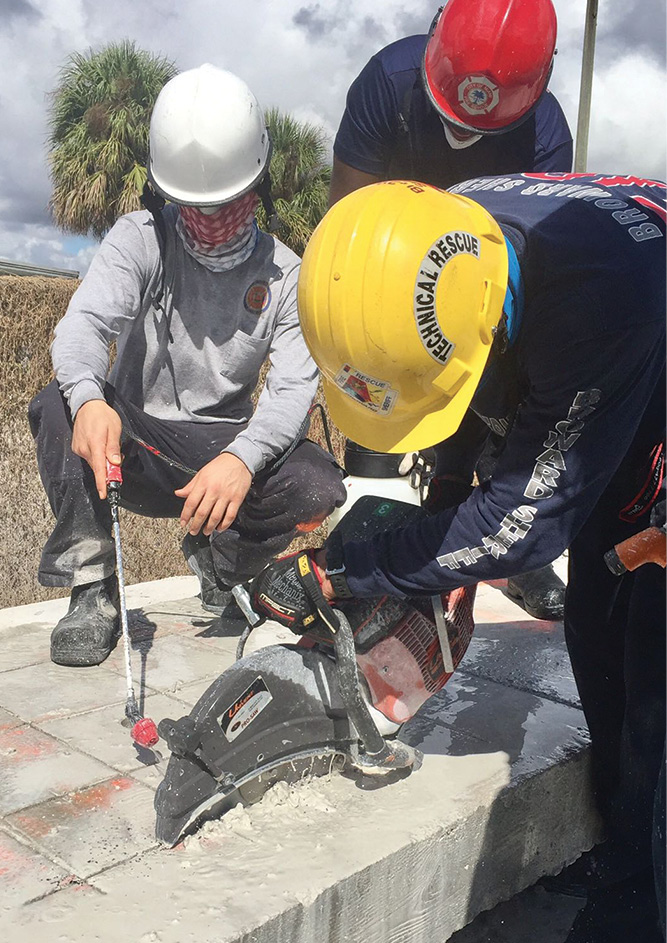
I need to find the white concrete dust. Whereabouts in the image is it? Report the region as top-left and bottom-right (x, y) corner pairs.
(186, 774), (340, 851)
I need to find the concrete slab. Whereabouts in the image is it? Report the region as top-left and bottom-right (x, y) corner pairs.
(1, 564), (600, 943)
(130, 757), (170, 791)
(0, 707), (21, 733)
(5, 776), (158, 878)
(159, 673), (232, 709)
(2, 881), (104, 940)
(404, 672), (589, 776)
(36, 692), (193, 773)
(0, 622), (52, 673)
(0, 725), (116, 816)
(0, 661), (138, 724)
(12, 731), (599, 943)
(0, 828), (70, 908)
(0, 575), (199, 631)
(461, 618), (580, 708)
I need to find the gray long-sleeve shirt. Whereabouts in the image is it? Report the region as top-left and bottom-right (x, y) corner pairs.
(51, 206), (318, 475)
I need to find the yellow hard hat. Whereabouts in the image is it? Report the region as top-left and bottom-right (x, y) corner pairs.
(298, 180), (509, 453)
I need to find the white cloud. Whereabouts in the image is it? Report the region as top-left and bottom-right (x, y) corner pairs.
(0, 0), (664, 273)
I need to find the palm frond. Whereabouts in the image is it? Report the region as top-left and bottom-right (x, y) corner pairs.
(258, 108), (332, 255)
(48, 40), (177, 239)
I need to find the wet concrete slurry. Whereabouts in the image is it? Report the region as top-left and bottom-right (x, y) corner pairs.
(0, 568), (601, 942)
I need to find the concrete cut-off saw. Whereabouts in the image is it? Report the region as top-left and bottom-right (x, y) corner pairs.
(154, 495), (476, 846)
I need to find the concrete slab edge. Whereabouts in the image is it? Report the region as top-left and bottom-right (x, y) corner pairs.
(224, 751), (602, 943)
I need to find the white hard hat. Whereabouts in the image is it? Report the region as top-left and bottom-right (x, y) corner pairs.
(148, 64), (271, 206)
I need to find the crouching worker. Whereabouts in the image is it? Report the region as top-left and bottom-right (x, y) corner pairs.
(29, 64), (345, 668)
(252, 176), (666, 942)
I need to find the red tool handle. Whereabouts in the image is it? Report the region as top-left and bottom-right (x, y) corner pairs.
(605, 526), (666, 575)
(106, 460), (123, 485)
(614, 527), (666, 571)
(131, 717), (159, 748)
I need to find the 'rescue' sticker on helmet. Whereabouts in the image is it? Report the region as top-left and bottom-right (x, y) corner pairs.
(334, 365), (397, 415)
(458, 75), (499, 115)
(219, 676), (273, 742)
(413, 231), (480, 365)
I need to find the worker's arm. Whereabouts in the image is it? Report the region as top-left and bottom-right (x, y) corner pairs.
(339, 315), (665, 598)
(51, 216), (155, 417)
(51, 215), (158, 497)
(329, 156), (381, 206)
(331, 53), (400, 203)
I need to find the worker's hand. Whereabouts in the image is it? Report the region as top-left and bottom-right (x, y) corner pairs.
(176, 452), (252, 536)
(249, 550), (333, 633)
(71, 400), (123, 500)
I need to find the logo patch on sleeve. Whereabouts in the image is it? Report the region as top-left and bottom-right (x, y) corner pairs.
(244, 281), (271, 314)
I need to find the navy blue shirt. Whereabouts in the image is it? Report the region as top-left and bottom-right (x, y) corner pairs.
(343, 173), (666, 597)
(334, 35), (573, 187)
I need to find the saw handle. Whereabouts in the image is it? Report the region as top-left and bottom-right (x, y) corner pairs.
(605, 526), (667, 576)
(332, 611), (420, 772)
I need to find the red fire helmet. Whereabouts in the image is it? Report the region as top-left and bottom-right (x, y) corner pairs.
(422, 0), (558, 134)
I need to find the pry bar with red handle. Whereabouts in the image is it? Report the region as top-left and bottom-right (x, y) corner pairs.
(106, 461), (159, 748)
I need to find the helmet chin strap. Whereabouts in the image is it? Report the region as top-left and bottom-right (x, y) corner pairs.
(256, 172), (282, 233)
(440, 118), (482, 150)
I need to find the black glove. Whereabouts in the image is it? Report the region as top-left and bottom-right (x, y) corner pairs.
(249, 550), (339, 635)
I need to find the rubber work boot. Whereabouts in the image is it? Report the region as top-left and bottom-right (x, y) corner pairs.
(50, 575), (120, 667)
(506, 564), (565, 621)
(181, 533), (241, 618)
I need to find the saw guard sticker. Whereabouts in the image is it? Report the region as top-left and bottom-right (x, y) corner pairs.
(413, 231), (480, 365)
(334, 364), (398, 415)
(219, 676), (273, 742)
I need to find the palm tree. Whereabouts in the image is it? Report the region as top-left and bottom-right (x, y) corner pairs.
(48, 41), (177, 239)
(258, 108), (331, 256)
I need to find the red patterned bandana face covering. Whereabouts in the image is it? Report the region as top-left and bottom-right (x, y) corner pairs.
(179, 191), (260, 248)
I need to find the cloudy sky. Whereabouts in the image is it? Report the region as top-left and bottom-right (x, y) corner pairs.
(0, 0), (665, 275)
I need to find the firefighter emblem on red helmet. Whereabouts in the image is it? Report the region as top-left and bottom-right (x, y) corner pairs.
(458, 76), (500, 116)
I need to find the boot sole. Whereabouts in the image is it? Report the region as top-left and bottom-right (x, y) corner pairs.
(50, 646), (114, 668)
(50, 628), (120, 668)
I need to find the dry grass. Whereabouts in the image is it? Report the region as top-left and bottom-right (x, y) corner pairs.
(0, 275), (343, 609)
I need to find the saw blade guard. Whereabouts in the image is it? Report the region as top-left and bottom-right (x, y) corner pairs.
(154, 643), (353, 846)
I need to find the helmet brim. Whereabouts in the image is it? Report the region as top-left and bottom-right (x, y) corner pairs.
(147, 136), (272, 206)
(421, 58), (551, 137)
(321, 352), (490, 454)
